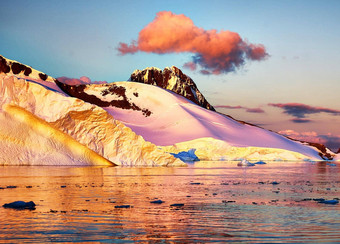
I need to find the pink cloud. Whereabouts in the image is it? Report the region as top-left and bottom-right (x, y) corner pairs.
(246, 108), (265, 113)
(279, 129), (340, 152)
(118, 11), (268, 75)
(183, 62), (197, 71)
(57, 76), (107, 85)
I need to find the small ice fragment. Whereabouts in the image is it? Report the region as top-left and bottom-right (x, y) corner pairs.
(3, 201), (36, 210)
(254, 161), (266, 165)
(150, 200), (164, 204)
(237, 159), (255, 167)
(114, 205), (131, 208)
(327, 163), (336, 166)
(6, 186), (17, 189)
(318, 199), (339, 205)
(170, 203), (184, 207)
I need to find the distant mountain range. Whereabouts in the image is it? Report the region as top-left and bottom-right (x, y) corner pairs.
(0, 54), (337, 165)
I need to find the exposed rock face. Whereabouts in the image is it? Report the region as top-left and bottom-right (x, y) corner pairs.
(129, 66), (215, 111)
(55, 81), (152, 117)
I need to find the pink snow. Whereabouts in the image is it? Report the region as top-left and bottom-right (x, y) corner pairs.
(103, 82), (321, 159)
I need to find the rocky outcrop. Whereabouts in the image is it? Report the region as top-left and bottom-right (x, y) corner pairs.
(129, 66), (215, 111)
(55, 81), (153, 117)
(0, 55), (50, 81)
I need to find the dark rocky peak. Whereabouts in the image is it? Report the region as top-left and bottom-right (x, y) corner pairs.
(129, 66), (215, 111)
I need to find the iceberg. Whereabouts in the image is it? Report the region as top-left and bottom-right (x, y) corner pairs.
(0, 55), (184, 166)
(170, 149), (199, 162)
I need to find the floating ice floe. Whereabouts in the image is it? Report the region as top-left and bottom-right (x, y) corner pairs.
(254, 161), (267, 165)
(3, 201), (36, 210)
(316, 199), (339, 205)
(327, 163), (337, 166)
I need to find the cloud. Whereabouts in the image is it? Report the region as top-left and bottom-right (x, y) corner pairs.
(57, 76), (107, 85)
(118, 11), (268, 75)
(215, 105), (243, 109)
(246, 108), (265, 113)
(279, 129), (340, 152)
(290, 118), (312, 123)
(215, 105), (265, 113)
(183, 62), (197, 71)
(269, 103), (340, 120)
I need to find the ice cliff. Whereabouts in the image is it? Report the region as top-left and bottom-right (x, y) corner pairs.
(0, 55), (184, 166)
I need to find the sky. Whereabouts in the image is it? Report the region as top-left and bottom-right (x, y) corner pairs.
(1, 0), (340, 151)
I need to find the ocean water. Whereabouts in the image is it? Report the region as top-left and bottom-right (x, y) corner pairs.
(0, 161), (339, 243)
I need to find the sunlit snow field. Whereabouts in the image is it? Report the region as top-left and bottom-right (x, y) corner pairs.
(1, 161), (339, 243)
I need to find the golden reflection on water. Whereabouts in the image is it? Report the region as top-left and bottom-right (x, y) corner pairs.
(0, 161), (339, 242)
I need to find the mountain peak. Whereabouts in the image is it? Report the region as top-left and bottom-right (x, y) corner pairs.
(129, 66), (215, 111)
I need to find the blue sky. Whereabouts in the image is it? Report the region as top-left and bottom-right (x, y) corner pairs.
(1, 0), (340, 150)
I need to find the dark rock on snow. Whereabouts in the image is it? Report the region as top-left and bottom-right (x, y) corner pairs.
(129, 66), (215, 111)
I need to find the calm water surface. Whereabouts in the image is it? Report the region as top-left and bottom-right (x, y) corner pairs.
(0, 161), (339, 243)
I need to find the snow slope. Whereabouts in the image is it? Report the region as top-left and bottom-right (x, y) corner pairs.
(0, 55), (184, 166)
(57, 81), (330, 161)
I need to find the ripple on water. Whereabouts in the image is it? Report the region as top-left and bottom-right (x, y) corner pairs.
(0, 161), (339, 242)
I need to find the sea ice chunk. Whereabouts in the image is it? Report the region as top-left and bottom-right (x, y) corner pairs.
(3, 201), (36, 210)
(237, 159), (255, 167)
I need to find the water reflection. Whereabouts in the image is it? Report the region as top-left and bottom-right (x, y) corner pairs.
(0, 161), (339, 242)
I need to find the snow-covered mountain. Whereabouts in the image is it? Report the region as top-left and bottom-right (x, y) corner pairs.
(129, 66), (215, 111)
(0, 55), (337, 164)
(57, 73), (335, 161)
(0, 55), (184, 166)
